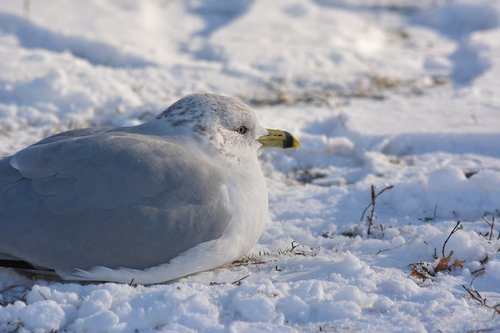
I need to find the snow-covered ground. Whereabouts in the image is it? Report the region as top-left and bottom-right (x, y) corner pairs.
(1, 0), (499, 331)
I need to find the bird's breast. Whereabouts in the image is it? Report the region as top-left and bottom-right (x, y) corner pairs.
(220, 161), (269, 256)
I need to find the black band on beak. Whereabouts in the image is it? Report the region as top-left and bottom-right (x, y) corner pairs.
(283, 131), (295, 149)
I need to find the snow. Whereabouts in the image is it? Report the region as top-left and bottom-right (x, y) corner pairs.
(0, 0), (499, 332)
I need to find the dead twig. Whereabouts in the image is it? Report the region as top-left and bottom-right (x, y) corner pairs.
(375, 242), (405, 255)
(462, 276), (500, 316)
(471, 267), (486, 276)
(481, 214), (496, 241)
(463, 285), (485, 306)
(442, 220), (462, 257)
(231, 274), (250, 286)
(210, 274), (250, 286)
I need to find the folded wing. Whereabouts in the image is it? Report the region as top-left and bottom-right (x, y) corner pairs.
(0, 130), (231, 271)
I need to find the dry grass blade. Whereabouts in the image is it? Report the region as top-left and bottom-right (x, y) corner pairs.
(359, 184), (394, 235)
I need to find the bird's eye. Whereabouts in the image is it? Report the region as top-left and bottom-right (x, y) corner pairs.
(235, 126), (248, 134)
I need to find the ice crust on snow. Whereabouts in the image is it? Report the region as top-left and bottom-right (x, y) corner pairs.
(0, 0), (499, 332)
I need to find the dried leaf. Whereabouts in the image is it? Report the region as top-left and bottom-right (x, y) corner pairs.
(434, 251), (454, 272)
(434, 258), (449, 272)
(410, 270), (427, 281)
(451, 259), (465, 270)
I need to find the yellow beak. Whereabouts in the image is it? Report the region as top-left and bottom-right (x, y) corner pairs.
(257, 129), (300, 149)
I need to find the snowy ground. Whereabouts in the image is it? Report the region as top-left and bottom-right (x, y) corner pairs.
(1, 0), (499, 332)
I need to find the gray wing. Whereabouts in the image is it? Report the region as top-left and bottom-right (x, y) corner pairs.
(32, 127), (110, 146)
(0, 131), (231, 271)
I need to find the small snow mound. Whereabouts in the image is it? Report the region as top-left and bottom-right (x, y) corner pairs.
(386, 166), (500, 219)
(413, 2), (500, 39)
(78, 289), (113, 317)
(334, 285), (375, 308)
(276, 295), (310, 323)
(19, 300), (67, 332)
(231, 292), (277, 323)
(72, 310), (120, 333)
(313, 300), (362, 321)
(334, 252), (374, 278)
(428, 166), (466, 188)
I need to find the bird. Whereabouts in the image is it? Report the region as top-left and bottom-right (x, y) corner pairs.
(0, 94), (299, 284)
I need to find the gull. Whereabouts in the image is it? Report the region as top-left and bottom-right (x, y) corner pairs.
(0, 94), (299, 284)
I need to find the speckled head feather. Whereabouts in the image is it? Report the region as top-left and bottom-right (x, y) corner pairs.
(157, 94), (255, 130)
